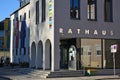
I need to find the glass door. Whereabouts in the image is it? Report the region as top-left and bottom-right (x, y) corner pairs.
(60, 39), (77, 70)
(68, 45), (77, 70)
(60, 46), (69, 69)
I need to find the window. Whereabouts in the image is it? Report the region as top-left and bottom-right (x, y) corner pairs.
(0, 22), (4, 30)
(104, 0), (113, 22)
(42, 0), (46, 22)
(70, 0), (80, 19)
(24, 13), (26, 21)
(86, 46), (91, 55)
(0, 31), (4, 37)
(29, 10), (30, 18)
(20, 15), (22, 21)
(88, 0), (97, 20)
(96, 50), (101, 55)
(36, 1), (39, 24)
(95, 45), (101, 55)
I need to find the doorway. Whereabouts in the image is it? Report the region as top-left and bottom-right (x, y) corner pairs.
(60, 39), (77, 70)
(68, 45), (77, 70)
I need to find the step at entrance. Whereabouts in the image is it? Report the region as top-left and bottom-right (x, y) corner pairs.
(47, 70), (85, 78)
(29, 70), (85, 78)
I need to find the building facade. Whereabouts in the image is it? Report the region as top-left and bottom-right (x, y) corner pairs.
(0, 18), (10, 62)
(10, 0), (120, 71)
(0, 21), (4, 51)
(10, 2), (30, 64)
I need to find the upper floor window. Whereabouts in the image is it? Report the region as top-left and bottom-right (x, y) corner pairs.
(20, 15), (22, 21)
(42, 0), (46, 22)
(70, 0), (80, 19)
(0, 22), (4, 30)
(29, 10), (30, 19)
(88, 0), (97, 21)
(36, 1), (39, 24)
(104, 0), (113, 22)
(24, 13), (26, 21)
(0, 31), (4, 37)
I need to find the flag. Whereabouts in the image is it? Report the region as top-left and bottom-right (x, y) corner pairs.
(16, 20), (19, 48)
(20, 21), (26, 48)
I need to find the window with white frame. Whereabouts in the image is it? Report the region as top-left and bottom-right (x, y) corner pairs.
(88, 0), (97, 20)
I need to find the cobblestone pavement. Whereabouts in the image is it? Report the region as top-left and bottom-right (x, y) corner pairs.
(0, 67), (120, 80)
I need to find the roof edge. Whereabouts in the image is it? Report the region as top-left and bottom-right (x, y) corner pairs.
(10, 2), (30, 16)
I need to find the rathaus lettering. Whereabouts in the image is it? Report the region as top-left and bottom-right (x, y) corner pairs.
(59, 28), (114, 36)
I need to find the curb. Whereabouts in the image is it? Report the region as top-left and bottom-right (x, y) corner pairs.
(95, 78), (120, 80)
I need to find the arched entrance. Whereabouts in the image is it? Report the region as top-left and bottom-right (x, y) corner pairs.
(37, 41), (43, 69)
(45, 39), (52, 70)
(31, 42), (36, 68)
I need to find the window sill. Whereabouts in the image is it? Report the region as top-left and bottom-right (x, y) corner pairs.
(88, 19), (97, 21)
(104, 20), (113, 22)
(70, 18), (80, 20)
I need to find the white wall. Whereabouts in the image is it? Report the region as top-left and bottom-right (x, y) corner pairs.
(10, 3), (30, 63)
(30, 0), (55, 70)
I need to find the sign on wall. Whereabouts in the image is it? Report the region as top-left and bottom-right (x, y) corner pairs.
(49, 0), (53, 30)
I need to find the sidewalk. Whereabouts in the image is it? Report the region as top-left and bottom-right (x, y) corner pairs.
(7, 75), (120, 80)
(0, 67), (120, 80)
